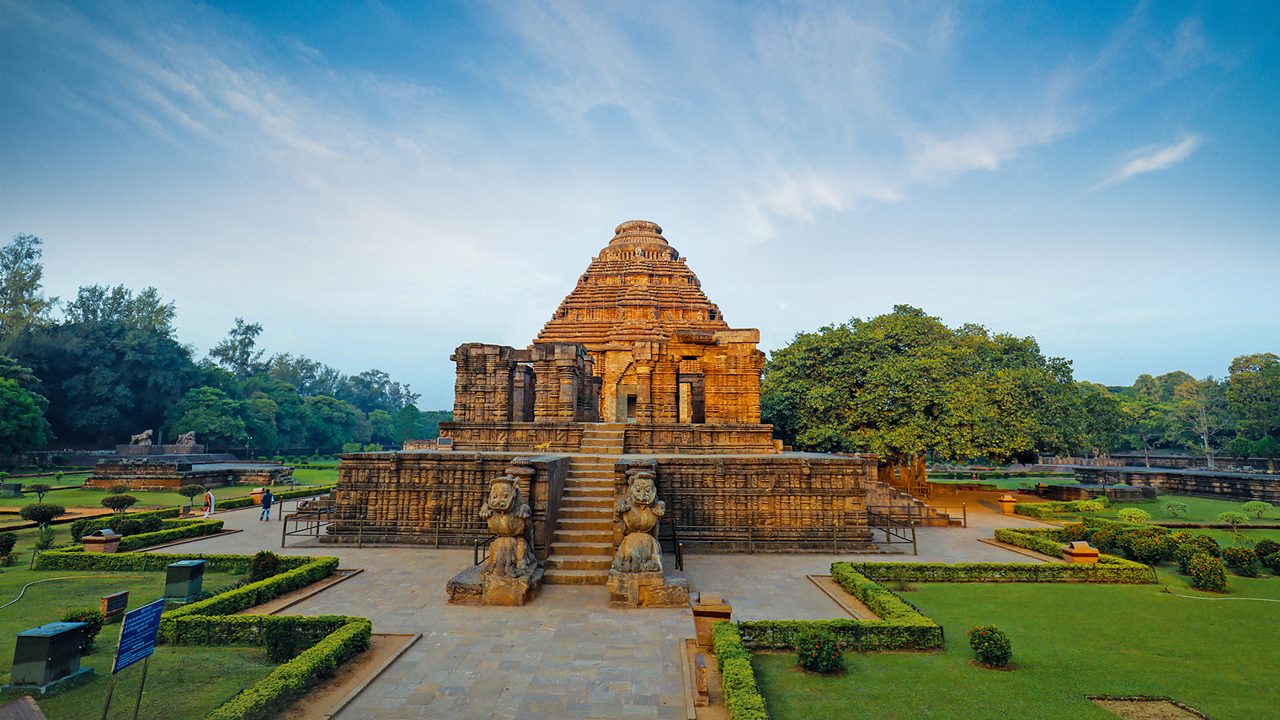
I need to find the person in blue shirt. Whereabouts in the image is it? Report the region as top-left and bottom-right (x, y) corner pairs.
(260, 488), (274, 521)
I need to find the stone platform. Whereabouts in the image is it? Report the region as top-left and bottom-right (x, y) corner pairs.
(86, 459), (292, 490)
(446, 564), (545, 606)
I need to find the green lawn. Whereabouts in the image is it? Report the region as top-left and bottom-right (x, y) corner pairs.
(754, 569), (1280, 719)
(0, 469), (335, 513)
(929, 474), (1079, 491)
(0, 526), (270, 719)
(1090, 494), (1278, 525)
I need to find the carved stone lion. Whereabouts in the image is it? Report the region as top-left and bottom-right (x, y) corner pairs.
(612, 471), (666, 573)
(129, 429), (153, 446)
(479, 475), (536, 578)
(175, 431), (196, 446)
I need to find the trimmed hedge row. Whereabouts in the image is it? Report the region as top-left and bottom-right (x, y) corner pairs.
(218, 485), (335, 511)
(70, 507), (182, 541)
(160, 556), (339, 635)
(116, 519), (224, 551)
(35, 548), (312, 574)
(993, 527), (1065, 557)
(712, 621), (767, 720)
(206, 616), (371, 720)
(847, 557), (1155, 585)
(164, 614), (354, 661)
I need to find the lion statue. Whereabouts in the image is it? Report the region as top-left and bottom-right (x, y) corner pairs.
(129, 429), (153, 446)
(479, 475), (536, 578)
(175, 431), (197, 446)
(612, 470), (666, 573)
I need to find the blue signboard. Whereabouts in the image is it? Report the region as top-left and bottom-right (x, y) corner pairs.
(112, 598), (165, 674)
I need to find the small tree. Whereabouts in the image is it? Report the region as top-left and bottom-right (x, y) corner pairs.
(178, 484), (205, 505)
(19, 503), (64, 527)
(54, 471), (64, 483)
(1163, 501), (1190, 519)
(1218, 511), (1250, 533)
(27, 483), (52, 502)
(1241, 501), (1273, 519)
(101, 494), (138, 514)
(1117, 508), (1151, 524)
(109, 483), (130, 494)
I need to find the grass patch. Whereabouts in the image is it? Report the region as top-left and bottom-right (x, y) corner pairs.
(754, 569), (1280, 720)
(1092, 494), (1277, 524)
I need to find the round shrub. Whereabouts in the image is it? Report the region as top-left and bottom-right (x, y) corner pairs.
(1254, 539), (1280, 560)
(1057, 523), (1088, 543)
(0, 531), (16, 556)
(1263, 553), (1280, 575)
(1076, 500), (1105, 513)
(60, 609), (105, 653)
(109, 483), (130, 494)
(1091, 495), (1111, 508)
(796, 631), (844, 674)
(1187, 554), (1228, 592)
(967, 625), (1012, 668)
(101, 494), (138, 514)
(27, 483), (52, 502)
(1222, 545), (1259, 577)
(1163, 501), (1190, 518)
(1127, 535), (1167, 565)
(1188, 534), (1221, 557)
(1116, 527), (1165, 559)
(1117, 508), (1151, 524)
(19, 503), (65, 527)
(178, 484), (206, 502)
(249, 550), (283, 582)
(1091, 525), (1122, 553)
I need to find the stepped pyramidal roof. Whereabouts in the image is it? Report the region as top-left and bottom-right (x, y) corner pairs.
(535, 220), (733, 348)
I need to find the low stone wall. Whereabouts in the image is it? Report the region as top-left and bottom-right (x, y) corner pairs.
(86, 460), (292, 490)
(1075, 466), (1280, 503)
(438, 422), (585, 452)
(617, 453), (875, 549)
(328, 451), (569, 555)
(622, 424), (778, 455)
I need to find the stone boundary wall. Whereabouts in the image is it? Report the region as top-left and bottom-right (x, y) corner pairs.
(1043, 454), (1275, 472)
(329, 451), (569, 556)
(1075, 466), (1280, 503)
(616, 454), (875, 549)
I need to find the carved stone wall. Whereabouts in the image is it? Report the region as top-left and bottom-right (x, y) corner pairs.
(438, 421), (777, 454)
(86, 460), (291, 490)
(1075, 467), (1280, 503)
(450, 343), (598, 424)
(437, 423), (586, 453)
(329, 452), (568, 554)
(614, 454), (876, 548)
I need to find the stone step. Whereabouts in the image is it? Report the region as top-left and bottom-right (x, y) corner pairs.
(563, 487), (613, 498)
(567, 469), (614, 477)
(549, 541), (613, 556)
(559, 506), (614, 519)
(553, 529), (613, 542)
(543, 568), (609, 585)
(561, 496), (614, 509)
(546, 554), (612, 571)
(557, 517), (613, 531)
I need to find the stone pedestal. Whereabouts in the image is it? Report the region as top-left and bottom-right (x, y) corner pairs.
(1062, 541), (1100, 564)
(447, 564), (544, 606)
(691, 592), (732, 647)
(607, 570), (690, 608)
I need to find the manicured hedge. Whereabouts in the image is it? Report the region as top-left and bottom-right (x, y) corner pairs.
(160, 556), (339, 638)
(70, 507), (181, 541)
(218, 485), (335, 510)
(165, 614), (354, 661)
(115, 519), (225, 551)
(205, 616), (371, 720)
(737, 566), (944, 652)
(712, 621), (767, 720)
(847, 557), (1155, 585)
(34, 548), (312, 574)
(994, 528), (1065, 557)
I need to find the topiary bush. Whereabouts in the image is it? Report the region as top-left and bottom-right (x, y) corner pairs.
(101, 494), (139, 514)
(1076, 500), (1105, 513)
(1117, 508), (1151, 524)
(1222, 545), (1259, 577)
(796, 630), (844, 674)
(27, 483), (52, 502)
(179, 484), (206, 504)
(967, 625), (1012, 668)
(1163, 501), (1189, 518)
(1187, 554), (1228, 592)
(1217, 512), (1249, 531)
(109, 483), (130, 494)
(1241, 501), (1273, 519)
(249, 550), (283, 582)
(20, 503), (65, 527)
(1127, 535), (1167, 565)
(0, 532), (16, 555)
(1262, 552), (1280, 576)
(60, 608), (105, 653)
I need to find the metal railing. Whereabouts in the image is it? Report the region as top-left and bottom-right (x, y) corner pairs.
(928, 503), (968, 527)
(866, 506), (918, 555)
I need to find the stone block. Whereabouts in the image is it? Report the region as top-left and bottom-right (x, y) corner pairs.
(446, 565), (544, 606)
(608, 570), (689, 608)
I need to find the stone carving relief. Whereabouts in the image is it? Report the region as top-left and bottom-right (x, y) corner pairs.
(129, 429), (153, 446)
(479, 475), (537, 579)
(612, 470), (666, 573)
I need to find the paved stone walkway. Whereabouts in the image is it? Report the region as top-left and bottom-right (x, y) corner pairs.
(161, 493), (1045, 719)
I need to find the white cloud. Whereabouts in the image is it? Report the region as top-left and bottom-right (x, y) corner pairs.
(1094, 135), (1202, 190)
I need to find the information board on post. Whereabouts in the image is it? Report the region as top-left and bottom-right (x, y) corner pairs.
(111, 598), (165, 674)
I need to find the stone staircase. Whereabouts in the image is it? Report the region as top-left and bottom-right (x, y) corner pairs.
(866, 481), (964, 527)
(543, 425), (626, 585)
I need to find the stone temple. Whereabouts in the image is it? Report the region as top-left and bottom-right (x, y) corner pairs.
(333, 221), (925, 585)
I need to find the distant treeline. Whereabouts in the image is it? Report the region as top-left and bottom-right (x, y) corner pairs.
(0, 233), (449, 455)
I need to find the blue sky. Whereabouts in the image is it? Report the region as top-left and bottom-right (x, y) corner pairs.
(1, 1), (1277, 409)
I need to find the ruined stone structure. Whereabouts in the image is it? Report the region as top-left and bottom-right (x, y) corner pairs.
(87, 459), (292, 491)
(334, 220), (894, 589)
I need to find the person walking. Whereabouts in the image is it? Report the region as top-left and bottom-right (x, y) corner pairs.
(203, 488), (216, 518)
(260, 488), (274, 521)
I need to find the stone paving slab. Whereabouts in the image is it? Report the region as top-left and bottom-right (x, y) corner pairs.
(156, 500), (1043, 718)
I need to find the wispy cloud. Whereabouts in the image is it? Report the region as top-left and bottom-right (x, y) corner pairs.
(1094, 135), (1202, 190)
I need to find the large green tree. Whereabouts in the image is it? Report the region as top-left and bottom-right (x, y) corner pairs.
(1226, 353), (1280, 470)
(762, 305), (1079, 465)
(0, 377), (48, 455)
(1171, 377), (1231, 468)
(209, 317), (265, 377)
(0, 234), (56, 353)
(303, 395), (363, 451)
(166, 386), (245, 446)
